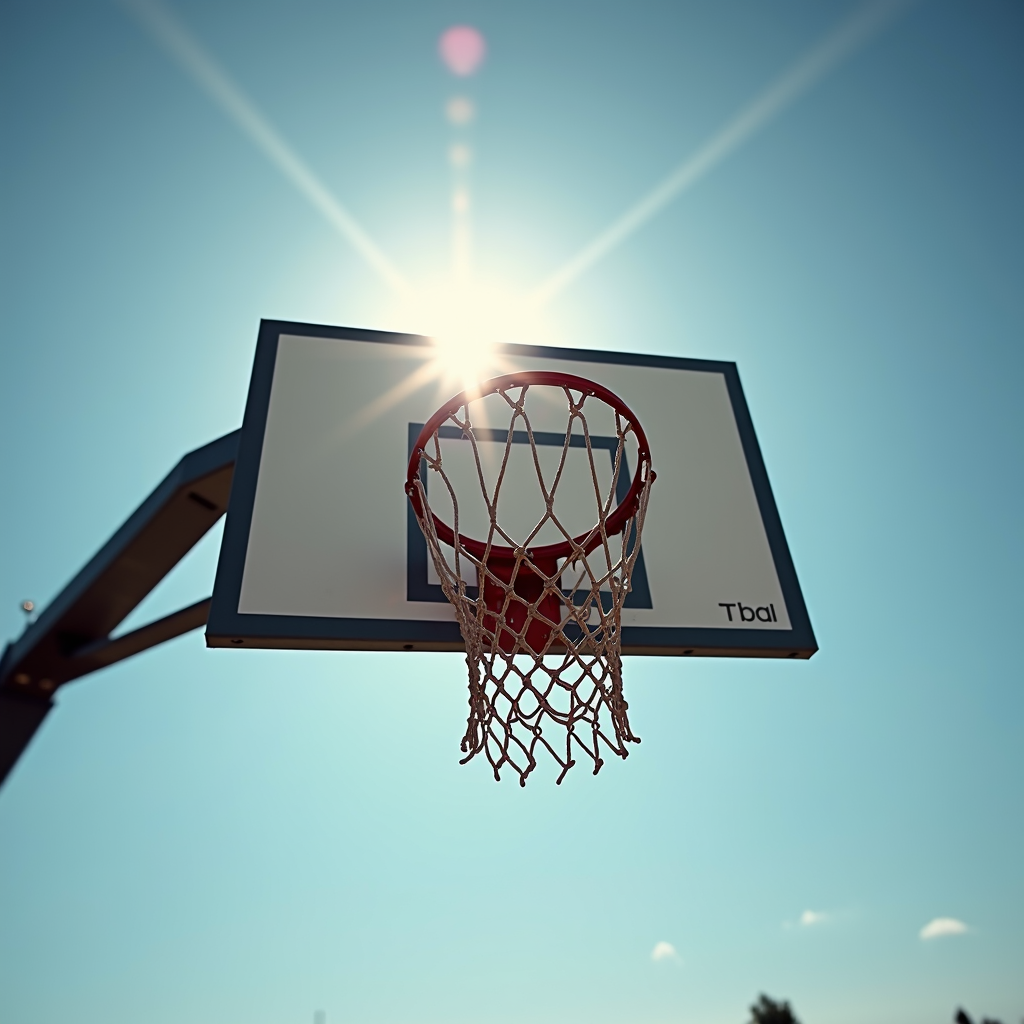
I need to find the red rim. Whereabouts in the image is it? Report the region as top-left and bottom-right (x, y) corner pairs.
(405, 371), (652, 562)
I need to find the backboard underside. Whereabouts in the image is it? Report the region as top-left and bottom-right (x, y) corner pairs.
(207, 321), (816, 658)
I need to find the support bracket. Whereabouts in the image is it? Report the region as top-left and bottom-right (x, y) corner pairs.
(0, 431), (239, 787)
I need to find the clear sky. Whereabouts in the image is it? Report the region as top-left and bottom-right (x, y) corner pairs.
(1, 2), (1021, 1023)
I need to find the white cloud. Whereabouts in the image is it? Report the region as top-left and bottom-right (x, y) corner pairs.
(919, 917), (970, 940)
(800, 910), (827, 926)
(783, 909), (828, 929)
(651, 941), (679, 962)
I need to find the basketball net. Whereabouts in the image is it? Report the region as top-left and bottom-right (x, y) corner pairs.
(406, 373), (654, 785)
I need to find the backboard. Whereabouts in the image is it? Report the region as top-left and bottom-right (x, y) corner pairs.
(207, 320), (816, 658)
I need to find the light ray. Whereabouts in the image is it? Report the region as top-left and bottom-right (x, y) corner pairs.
(529, 0), (920, 308)
(452, 190), (473, 285)
(118, 0), (409, 295)
(335, 356), (443, 445)
(328, 344), (513, 449)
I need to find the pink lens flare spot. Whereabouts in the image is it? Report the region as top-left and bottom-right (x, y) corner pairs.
(439, 25), (486, 77)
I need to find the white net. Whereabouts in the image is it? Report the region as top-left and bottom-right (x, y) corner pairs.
(406, 376), (654, 785)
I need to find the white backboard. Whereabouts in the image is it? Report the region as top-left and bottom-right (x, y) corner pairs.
(208, 321), (816, 658)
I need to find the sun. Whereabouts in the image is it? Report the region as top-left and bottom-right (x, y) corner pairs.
(388, 277), (558, 392)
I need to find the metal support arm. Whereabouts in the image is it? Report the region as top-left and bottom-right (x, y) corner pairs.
(0, 431), (239, 787)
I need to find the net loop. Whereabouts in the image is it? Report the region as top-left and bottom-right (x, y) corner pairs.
(406, 371), (654, 786)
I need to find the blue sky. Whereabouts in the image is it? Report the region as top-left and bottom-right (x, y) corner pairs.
(1, 2), (1021, 1023)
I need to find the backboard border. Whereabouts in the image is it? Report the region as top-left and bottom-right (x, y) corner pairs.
(206, 320), (818, 659)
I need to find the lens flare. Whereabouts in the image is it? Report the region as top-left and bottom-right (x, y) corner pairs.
(439, 26), (486, 77)
(445, 96), (475, 125)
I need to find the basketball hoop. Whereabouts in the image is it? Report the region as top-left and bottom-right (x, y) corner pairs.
(405, 371), (655, 785)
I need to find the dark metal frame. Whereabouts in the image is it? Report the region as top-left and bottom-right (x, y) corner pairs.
(0, 431), (239, 786)
(206, 321), (817, 659)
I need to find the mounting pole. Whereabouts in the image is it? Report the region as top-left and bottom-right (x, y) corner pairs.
(0, 431), (239, 788)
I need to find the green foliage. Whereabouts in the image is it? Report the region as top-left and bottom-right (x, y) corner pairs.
(748, 994), (800, 1024)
